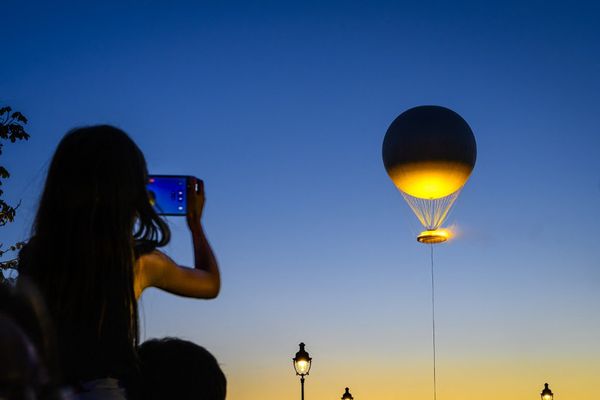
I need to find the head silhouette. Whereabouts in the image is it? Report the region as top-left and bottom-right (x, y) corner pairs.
(138, 338), (226, 400)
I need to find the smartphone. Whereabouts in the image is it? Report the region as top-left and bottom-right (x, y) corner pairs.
(147, 175), (188, 216)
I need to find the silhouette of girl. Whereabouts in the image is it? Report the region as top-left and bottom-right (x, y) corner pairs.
(19, 125), (221, 399)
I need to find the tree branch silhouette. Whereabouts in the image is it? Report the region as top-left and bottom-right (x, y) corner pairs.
(0, 105), (30, 284)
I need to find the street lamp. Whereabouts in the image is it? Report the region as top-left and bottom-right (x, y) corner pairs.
(341, 387), (354, 400)
(293, 342), (312, 400)
(541, 383), (553, 400)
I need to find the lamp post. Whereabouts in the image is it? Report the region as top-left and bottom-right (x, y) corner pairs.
(293, 342), (312, 400)
(541, 383), (553, 400)
(341, 387), (354, 400)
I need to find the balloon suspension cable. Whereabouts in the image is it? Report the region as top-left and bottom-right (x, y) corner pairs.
(401, 189), (461, 230)
(430, 244), (437, 400)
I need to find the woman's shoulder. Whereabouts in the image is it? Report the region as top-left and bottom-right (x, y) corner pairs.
(134, 250), (173, 298)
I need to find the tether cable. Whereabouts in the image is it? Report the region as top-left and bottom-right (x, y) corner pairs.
(430, 244), (437, 400)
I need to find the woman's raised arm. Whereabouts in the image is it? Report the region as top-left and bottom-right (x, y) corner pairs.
(136, 177), (220, 299)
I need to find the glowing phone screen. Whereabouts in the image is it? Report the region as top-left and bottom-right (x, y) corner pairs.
(147, 175), (187, 216)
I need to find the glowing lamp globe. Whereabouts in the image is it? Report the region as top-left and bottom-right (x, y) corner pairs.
(293, 343), (312, 376)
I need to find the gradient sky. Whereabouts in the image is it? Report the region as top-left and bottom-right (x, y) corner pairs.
(2, 1), (599, 399)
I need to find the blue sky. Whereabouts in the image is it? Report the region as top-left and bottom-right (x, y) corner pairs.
(2, 1), (599, 398)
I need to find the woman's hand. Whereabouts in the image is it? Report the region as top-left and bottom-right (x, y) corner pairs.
(186, 177), (204, 232)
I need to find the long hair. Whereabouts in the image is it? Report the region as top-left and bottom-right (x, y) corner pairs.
(19, 125), (169, 381)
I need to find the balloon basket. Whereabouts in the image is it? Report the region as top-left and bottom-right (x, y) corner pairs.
(417, 229), (449, 244)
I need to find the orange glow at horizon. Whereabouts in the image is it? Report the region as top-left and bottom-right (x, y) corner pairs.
(224, 354), (599, 400)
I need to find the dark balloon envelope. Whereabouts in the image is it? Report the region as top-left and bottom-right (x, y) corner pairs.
(382, 105), (477, 199)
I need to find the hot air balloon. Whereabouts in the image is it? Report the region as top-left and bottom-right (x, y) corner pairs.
(382, 105), (477, 243)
